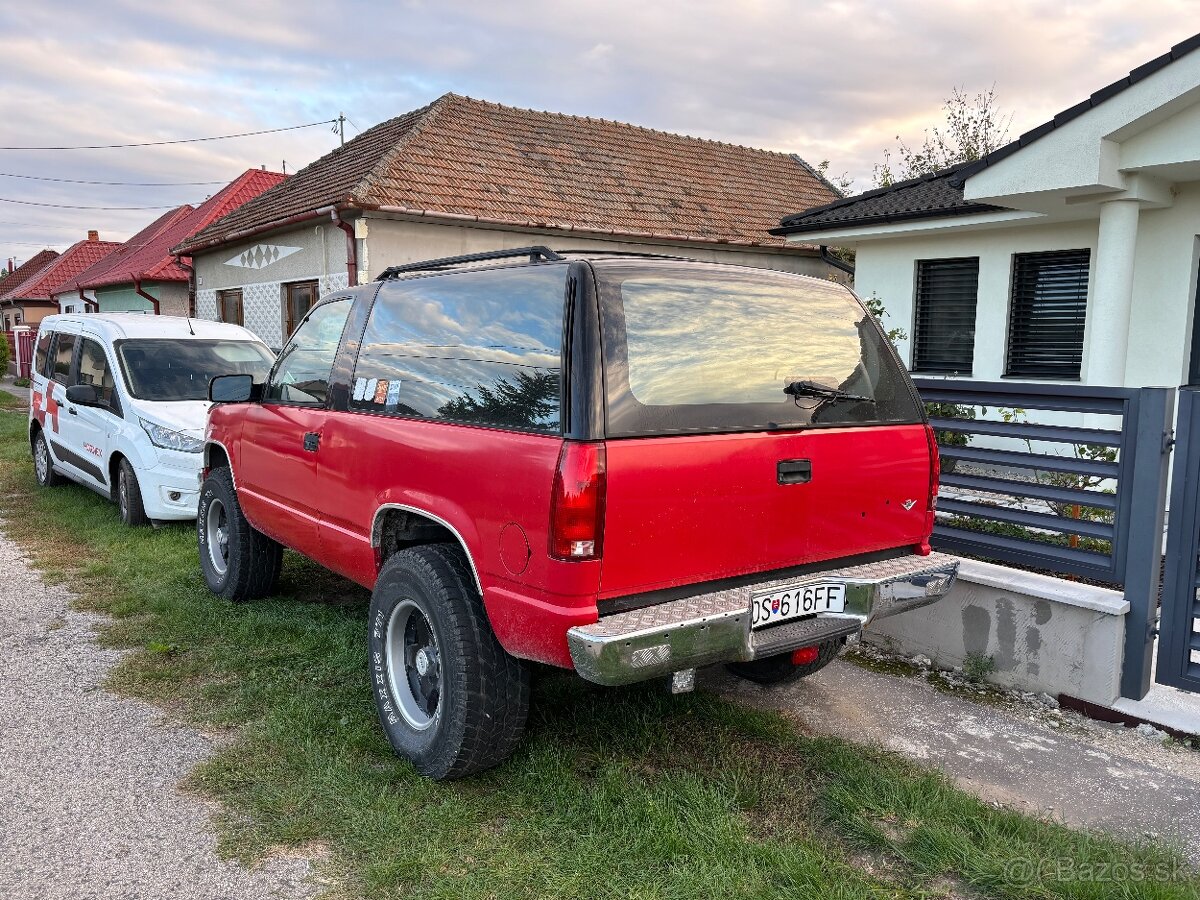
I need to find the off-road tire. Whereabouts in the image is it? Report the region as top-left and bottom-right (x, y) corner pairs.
(368, 544), (530, 780)
(198, 467), (282, 601)
(32, 430), (64, 487)
(726, 637), (845, 685)
(117, 458), (150, 527)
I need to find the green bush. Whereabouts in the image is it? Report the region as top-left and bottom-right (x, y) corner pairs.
(0, 333), (8, 377)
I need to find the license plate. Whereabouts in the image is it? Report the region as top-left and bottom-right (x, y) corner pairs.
(750, 581), (846, 629)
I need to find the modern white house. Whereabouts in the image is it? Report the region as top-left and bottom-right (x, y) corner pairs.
(774, 31), (1200, 391)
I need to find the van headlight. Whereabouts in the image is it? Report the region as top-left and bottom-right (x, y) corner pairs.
(140, 418), (204, 453)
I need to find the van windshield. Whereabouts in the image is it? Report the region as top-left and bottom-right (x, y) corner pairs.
(117, 339), (275, 402)
(596, 262), (922, 436)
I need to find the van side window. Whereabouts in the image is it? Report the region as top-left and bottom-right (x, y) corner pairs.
(34, 330), (53, 378)
(266, 298), (352, 406)
(50, 332), (76, 385)
(351, 266), (566, 434)
(78, 338), (118, 410)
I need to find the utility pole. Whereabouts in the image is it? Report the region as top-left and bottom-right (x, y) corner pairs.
(338, 113), (346, 147)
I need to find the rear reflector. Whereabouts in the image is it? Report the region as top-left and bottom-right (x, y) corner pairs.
(792, 645), (820, 666)
(550, 441), (607, 561)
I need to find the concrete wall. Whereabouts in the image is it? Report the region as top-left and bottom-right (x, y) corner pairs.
(865, 558), (1128, 705)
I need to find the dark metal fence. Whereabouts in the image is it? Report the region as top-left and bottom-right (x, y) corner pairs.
(913, 378), (1175, 700)
(1157, 387), (1200, 693)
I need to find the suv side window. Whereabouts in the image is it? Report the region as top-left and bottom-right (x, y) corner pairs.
(34, 329), (53, 378)
(351, 265), (567, 434)
(78, 338), (119, 412)
(266, 298), (352, 406)
(50, 332), (76, 385)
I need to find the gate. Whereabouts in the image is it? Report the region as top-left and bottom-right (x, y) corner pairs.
(914, 378), (1175, 700)
(1158, 386), (1200, 693)
(12, 326), (35, 380)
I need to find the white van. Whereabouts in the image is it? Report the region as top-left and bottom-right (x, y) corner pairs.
(28, 314), (274, 525)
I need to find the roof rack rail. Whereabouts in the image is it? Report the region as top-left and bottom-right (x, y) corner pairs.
(375, 246), (564, 281)
(552, 249), (694, 262)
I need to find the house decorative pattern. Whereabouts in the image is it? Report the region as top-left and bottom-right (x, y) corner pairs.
(224, 244), (301, 270)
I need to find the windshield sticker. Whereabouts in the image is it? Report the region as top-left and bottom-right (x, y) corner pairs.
(373, 379), (390, 404)
(364, 378), (378, 400)
(386, 380), (401, 407)
(352, 377), (367, 402)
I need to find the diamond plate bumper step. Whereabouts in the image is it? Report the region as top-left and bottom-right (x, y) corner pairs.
(567, 553), (959, 685)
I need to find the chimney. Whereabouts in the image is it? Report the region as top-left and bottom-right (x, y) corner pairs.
(87, 230), (98, 242)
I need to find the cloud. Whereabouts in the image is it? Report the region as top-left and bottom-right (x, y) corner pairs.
(0, 0), (1194, 262)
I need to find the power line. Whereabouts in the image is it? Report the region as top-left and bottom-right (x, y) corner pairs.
(0, 118), (338, 151)
(0, 197), (191, 210)
(0, 171), (228, 187)
(0, 219), (90, 230)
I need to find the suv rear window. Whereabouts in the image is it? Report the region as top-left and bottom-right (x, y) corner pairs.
(596, 262), (921, 436)
(351, 265), (567, 434)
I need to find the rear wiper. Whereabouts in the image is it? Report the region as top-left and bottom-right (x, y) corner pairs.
(784, 380), (874, 405)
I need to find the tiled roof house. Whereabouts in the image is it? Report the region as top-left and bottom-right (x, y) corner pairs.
(0, 249), (59, 329)
(1, 235), (119, 327)
(56, 167), (286, 317)
(176, 94), (841, 347)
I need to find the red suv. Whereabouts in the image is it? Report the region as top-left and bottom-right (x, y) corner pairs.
(199, 247), (957, 779)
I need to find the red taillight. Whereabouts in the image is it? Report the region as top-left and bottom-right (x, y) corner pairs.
(919, 424), (941, 555)
(550, 441), (606, 561)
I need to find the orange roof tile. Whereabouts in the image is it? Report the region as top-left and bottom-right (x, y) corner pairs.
(0, 239), (120, 303)
(72, 168), (286, 290)
(178, 95), (836, 254)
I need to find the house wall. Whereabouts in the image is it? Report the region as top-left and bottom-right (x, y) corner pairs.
(853, 220), (1102, 382)
(193, 222), (349, 347)
(358, 216), (832, 280)
(93, 282), (189, 317)
(194, 216), (835, 348)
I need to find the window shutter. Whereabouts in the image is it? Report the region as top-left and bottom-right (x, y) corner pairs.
(1005, 249), (1090, 379)
(912, 257), (979, 375)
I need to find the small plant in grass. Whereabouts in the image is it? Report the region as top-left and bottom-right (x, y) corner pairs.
(13, 377), (30, 388)
(963, 652), (996, 683)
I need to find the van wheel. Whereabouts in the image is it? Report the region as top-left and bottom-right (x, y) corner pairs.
(368, 545), (530, 780)
(32, 431), (64, 487)
(117, 459), (149, 527)
(198, 468), (282, 601)
(726, 637), (844, 685)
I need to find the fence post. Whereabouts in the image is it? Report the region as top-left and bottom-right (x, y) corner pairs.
(1119, 386), (1175, 700)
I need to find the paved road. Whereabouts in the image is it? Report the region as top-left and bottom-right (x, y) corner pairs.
(709, 652), (1200, 865)
(0, 521), (318, 900)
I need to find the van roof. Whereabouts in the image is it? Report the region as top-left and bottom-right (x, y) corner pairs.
(38, 313), (266, 344)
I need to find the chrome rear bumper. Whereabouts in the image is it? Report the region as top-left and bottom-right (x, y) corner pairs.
(567, 553), (958, 686)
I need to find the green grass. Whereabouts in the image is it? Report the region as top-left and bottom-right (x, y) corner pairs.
(0, 387), (24, 410)
(0, 408), (1196, 900)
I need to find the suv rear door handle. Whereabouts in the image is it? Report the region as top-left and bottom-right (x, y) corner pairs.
(303, 432), (320, 452)
(777, 459), (811, 485)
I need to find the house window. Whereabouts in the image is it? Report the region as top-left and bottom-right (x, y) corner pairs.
(283, 281), (319, 340)
(217, 289), (244, 326)
(912, 257), (979, 374)
(1005, 249), (1091, 380)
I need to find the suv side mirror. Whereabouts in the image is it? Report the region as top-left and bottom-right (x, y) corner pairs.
(209, 374), (257, 403)
(65, 384), (101, 407)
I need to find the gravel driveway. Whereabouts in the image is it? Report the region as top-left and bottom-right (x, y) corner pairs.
(0, 521), (319, 899)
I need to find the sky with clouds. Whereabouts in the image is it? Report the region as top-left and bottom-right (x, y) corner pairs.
(0, 1), (1193, 267)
